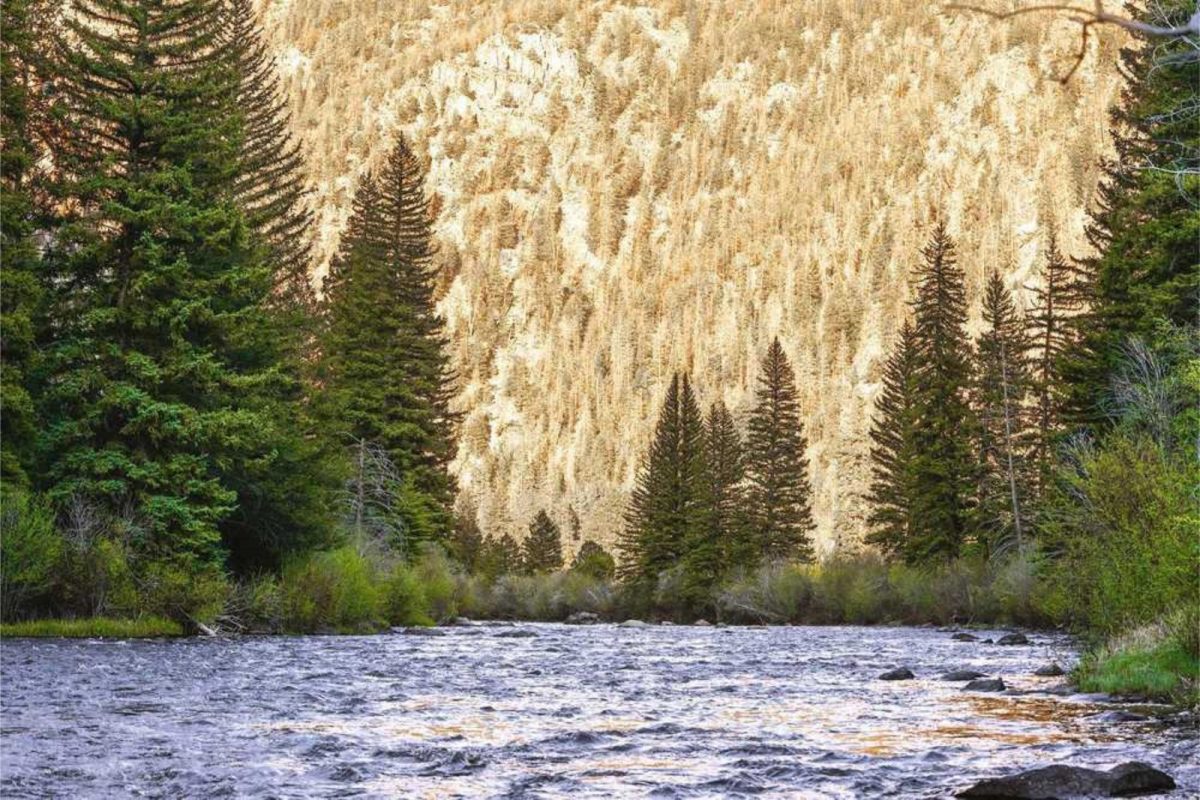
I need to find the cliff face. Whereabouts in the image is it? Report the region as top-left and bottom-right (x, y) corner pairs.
(255, 0), (1125, 554)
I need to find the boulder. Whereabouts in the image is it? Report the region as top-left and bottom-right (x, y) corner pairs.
(952, 632), (980, 642)
(996, 632), (1030, 646)
(451, 616), (474, 626)
(659, 620), (675, 626)
(565, 612), (601, 625)
(963, 678), (1007, 692)
(879, 667), (915, 681)
(941, 670), (989, 681)
(619, 619), (651, 628)
(956, 761), (1175, 798)
(1091, 710), (1149, 723)
(694, 619), (713, 627)
(1034, 663), (1066, 677)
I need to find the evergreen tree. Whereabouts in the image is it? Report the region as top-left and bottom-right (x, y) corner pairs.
(222, 0), (317, 318)
(619, 373), (708, 585)
(865, 321), (922, 559)
(1026, 230), (1086, 498)
(1063, 2), (1199, 425)
(972, 271), (1033, 557)
(745, 339), (815, 563)
(448, 512), (485, 573)
(523, 510), (563, 573)
(319, 137), (458, 543)
(0, 0), (51, 487)
(477, 533), (522, 579)
(37, 0), (331, 571)
(907, 223), (977, 562)
(571, 540), (616, 580)
(702, 400), (750, 568)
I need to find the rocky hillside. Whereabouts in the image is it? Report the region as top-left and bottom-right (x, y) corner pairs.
(255, 0), (1126, 554)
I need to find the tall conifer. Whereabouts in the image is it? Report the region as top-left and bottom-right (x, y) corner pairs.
(865, 321), (922, 559)
(523, 510), (564, 574)
(319, 137), (458, 543)
(745, 339), (815, 563)
(619, 373), (708, 585)
(38, 0), (330, 570)
(703, 401), (749, 568)
(907, 223), (976, 562)
(973, 271), (1033, 557)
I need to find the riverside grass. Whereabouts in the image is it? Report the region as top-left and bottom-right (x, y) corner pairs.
(0, 617), (183, 638)
(1074, 607), (1200, 704)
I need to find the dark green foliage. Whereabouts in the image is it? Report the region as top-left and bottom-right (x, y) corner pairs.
(37, 0), (334, 574)
(222, 0), (317, 319)
(745, 339), (815, 563)
(571, 540), (615, 580)
(523, 510), (564, 573)
(448, 512), (485, 573)
(318, 137), (458, 543)
(907, 224), (977, 561)
(1063, 1), (1199, 425)
(865, 321), (921, 559)
(1026, 231), (1086, 498)
(477, 533), (523, 580)
(0, 0), (51, 486)
(972, 271), (1033, 558)
(618, 374), (709, 586)
(0, 485), (60, 620)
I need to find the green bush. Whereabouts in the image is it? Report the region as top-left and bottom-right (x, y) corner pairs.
(228, 575), (283, 632)
(280, 546), (383, 633)
(54, 535), (139, 619)
(138, 560), (229, 626)
(411, 545), (460, 623)
(382, 562), (433, 626)
(571, 540), (616, 580)
(0, 486), (61, 620)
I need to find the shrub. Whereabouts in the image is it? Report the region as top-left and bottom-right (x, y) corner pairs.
(280, 546), (383, 633)
(138, 560), (229, 627)
(0, 486), (62, 620)
(382, 562), (433, 626)
(411, 544), (460, 623)
(571, 540), (616, 581)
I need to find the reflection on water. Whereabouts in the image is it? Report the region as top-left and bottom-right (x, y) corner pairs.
(1, 625), (1195, 798)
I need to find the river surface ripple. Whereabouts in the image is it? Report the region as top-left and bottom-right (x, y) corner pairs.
(1, 624), (1196, 798)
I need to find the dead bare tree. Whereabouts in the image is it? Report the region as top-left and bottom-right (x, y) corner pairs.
(343, 437), (410, 559)
(947, 1), (1200, 82)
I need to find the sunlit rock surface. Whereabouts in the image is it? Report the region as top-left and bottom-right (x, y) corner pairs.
(255, 0), (1125, 551)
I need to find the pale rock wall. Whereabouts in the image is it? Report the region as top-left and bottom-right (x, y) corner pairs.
(254, 0), (1125, 556)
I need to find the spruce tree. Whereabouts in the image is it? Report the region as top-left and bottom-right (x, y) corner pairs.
(745, 339), (815, 563)
(865, 321), (922, 559)
(1063, 2), (1199, 425)
(972, 271), (1033, 557)
(619, 373), (708, 585)
(0, 0), (51, 487)
(222, 0), (317, 318)
(319, 137), (458, 543)
(523, 510), (564, 573)
(571, 540), (616, 580)
(703, 400), (750, 568)
(907, 223), (977, 562)
(37, 0), (331, 571)
(1026, 231), (1085, 498)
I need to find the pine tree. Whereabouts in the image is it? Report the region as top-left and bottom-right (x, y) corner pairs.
(1026, 230), (1086, 499)
(973, 271), (1033, 557)
(222, 0), (316, 318)
(319, 137), (458, 543)
(1063, 2), (1199, 426)
(37, 0), (331, 570)
(907, 223), (977, 562)
(477, 533), (522, 578)
(523, 510), (563, 573)
(448, 512), (485, 572)
(745, 339), (815, 563)
(865, 321), (922, 559)
(619, 373), (708, 586)
(703, 400), (750, 568)
(571, 540), (616, 580)
(0, 0), (51, 487)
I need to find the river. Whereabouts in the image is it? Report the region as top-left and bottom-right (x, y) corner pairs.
(1, 624), (1195, 798)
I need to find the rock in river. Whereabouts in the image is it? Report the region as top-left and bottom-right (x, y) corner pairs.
(957, 761), (1175, 798)
(952, 632), (980, 642)
(879, 667), (915, 681)
(1034, 663), (1065, 677)
(942, 670), (988, 681)
(495, 629), (538, 638)
(565, 611), (600, 625)
(963, 678), (1007, 692)
(619, 619), (651, 628)
(996, 632), (1030, 646)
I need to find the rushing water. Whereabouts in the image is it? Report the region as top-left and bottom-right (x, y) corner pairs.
(1, 624), (1196, 798)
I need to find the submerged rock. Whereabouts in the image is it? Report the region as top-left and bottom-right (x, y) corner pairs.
(1033, 663), (1065, 677)
(952, 632), (980, 642)
(996, 632), (1030, 646)
(879, 667), (915, 681)
(1090, 710), (1150, 723)
(495, 629), (538, 638)
(941, 670), (988, 681)
(963, 678), (1007, 692)
(565, 612), (600, 625)
(619, 619), (651, 628)
(956, 761), (1175, 798)
(694, 619), (712, 627)
(398, 627), (446, 636)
